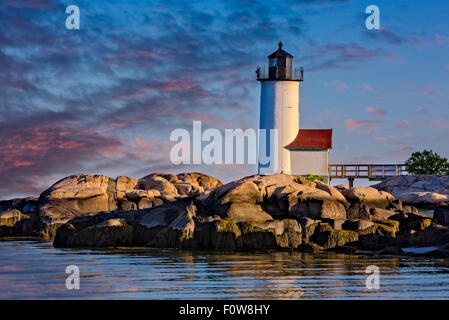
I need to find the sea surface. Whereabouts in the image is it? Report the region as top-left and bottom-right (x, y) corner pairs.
(1, 240), (449, 299)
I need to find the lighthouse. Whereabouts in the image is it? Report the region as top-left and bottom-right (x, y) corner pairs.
(257, 42), (333, 181)
(257, 42), (303, 174)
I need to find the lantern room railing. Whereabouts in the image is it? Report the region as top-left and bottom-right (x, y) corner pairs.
(256, 66), (304, 81)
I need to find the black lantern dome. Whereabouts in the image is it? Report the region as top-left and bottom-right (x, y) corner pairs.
(268, 42), (293, 79)
(256, 42), (303, 81)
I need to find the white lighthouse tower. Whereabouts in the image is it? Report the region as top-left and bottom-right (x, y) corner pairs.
(257, 42), (303, 174)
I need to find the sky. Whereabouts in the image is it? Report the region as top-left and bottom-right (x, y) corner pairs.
(1, 0), (449, 199)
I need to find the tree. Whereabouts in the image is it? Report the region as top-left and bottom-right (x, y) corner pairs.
(405, 149), (449, 175)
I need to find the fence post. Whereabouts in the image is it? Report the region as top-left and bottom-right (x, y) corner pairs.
(348, 177), (354, 188)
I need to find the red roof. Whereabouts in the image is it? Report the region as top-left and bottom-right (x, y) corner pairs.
(285, 129), (332, 149)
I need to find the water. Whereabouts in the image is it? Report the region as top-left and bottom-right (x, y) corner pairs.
(1, 240), (449, 299)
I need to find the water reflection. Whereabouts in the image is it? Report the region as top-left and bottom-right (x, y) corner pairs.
(0, 241), (449, 299)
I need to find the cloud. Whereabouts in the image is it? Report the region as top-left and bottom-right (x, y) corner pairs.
(1, 0), (297, 198)
(397, 120), (411, 128)
(301, 42), (384, 71)
(428, 119), (449, 128)
(360, 83), (374, 91)
(411, 36), (434, 48)
(0, 0), (58, 9)
(365, 107), (386, 116)
(334, 146), (414, 164)
(412, 33), (449, 48)
(363, 27), (404, 45)
(324, 81), (348, 91)
(378, 50), (406, 64)
(344, 119), (377, 132)
(375, 135), (396, 142)
(0, 122), (125, 198)
(383, 146), (414, 157)
(405, 83), (443, 96)
(312, 108), (334, 123)
(435, 33), (449, 46)
(332, 154), (381, 164)
(416, 107), (426, 113)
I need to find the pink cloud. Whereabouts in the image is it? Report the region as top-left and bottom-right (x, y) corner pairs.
(316, 43), (378, 58)
(134, 137), (151, 149)
(129, 138), (173, 162)
(0, 122), (126, 197)
(118, 78), (208, 101)
(177, 112), (238, 128)
(397, 120), (411, 128)
(412, 34), (449, 48)
(411, 36), (434, 48)
(378, 50), (406, 64)
(366, 107), (386, 116)
(405, 83), (442, 96)
(416, 107), (426, 113)
(376, 135), (396, 142)
(324, 81), (348, 92)
(360, 83), (374, 91)
(435, 33), (449, 46)
(383, 146), (414, 157)
(428, 119), (449, 128)
(312, 109), (333, 124)
(344, 119), (376, 131)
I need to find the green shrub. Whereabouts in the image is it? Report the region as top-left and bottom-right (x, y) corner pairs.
(302, 174), (328, 184)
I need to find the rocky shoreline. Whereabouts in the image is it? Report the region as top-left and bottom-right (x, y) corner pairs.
(372, 174), (449, 208)
(2, 172), (449, 258)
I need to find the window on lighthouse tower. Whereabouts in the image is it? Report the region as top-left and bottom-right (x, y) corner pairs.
(269, 58), (276, 68)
